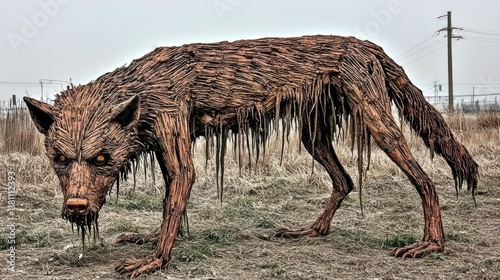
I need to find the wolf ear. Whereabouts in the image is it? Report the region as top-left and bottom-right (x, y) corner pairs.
(23, 97), (55, 135)
(111, 95), (140, 127)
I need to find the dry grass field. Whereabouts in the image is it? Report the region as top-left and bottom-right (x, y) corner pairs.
(1, 109), (499, 279)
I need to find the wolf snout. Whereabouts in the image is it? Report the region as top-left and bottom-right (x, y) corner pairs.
(66, 198), (89, 215)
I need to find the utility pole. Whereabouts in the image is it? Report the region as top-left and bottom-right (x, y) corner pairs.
(446, 11), (454, 113)
(472, 86), (475, 104)
(433, 78), (442, 106)
(438, 11), (462, 114)
(38, 79), (71, 102)
(40, 80), (44, 101)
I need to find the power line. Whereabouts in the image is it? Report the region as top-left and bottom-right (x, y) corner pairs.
(0, 81), (68, 87)
(401, 42), (446, 66)
(444, 82), (500, 86)
(463, 37), (500, 44)
(458, 27), (500, 44)
(426, 92), (500, 98)
(397, 40), (446, 62)
(421, 85), (435, 92)
(0, 81), (40, 85)
(454, 92), (500, 97)
(462, 28), (500, 36)
(394, 34), (439, 60)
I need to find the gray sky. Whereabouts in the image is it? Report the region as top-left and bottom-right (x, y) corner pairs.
(1, 0), (499, 103)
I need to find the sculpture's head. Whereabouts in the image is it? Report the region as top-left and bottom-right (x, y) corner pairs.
(24, 86), (141, 238)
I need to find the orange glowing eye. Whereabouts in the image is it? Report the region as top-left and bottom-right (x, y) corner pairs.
(55, 154), (68, 164)
(93, 154), (108, 166)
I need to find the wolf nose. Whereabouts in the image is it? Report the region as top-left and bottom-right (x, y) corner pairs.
(66, 198), (88, 214)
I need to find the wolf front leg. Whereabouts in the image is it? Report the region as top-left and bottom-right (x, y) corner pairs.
(115, 111), (195, 278)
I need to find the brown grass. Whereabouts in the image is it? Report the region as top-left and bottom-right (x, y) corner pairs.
(0, 108), (44, 155)
(477, 110), (500, 129)
(1, 110), (499, 279)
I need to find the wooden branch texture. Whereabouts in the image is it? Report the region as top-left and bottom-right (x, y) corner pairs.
(50, 35), (477, 197)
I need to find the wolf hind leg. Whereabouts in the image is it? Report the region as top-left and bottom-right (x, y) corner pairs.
(368, 113), (445, 257)
(275, 119), (353, 238)
(339, 54), (445, 257)
(348, 84), (444, 257)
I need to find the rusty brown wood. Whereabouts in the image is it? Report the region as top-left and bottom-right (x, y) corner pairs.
(23, 35), (479, 277)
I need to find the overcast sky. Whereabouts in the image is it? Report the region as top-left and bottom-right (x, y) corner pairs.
(1, 0), (499, 104)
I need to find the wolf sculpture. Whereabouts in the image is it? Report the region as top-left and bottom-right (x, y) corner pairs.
(24, 35), (478, 277)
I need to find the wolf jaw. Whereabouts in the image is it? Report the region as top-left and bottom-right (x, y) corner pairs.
(62, 204), (99, 246)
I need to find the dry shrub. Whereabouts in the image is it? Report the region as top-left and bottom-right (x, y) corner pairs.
(444, 113), (472, 131)
(477, 110), (500, 129)
(0, 153), (57, 186)
(0, 108), (44, 155)
(444, 111), (500, 131)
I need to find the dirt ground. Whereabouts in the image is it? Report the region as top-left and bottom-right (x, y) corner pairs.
(1, 118), (499, 280)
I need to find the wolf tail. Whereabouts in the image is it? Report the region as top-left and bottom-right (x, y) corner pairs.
(374, 46), (479, 199)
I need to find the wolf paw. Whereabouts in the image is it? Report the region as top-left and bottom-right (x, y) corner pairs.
(274, 227), (321, 238)
(392, 241), (444, 259)
(115, 256), (164, 278)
